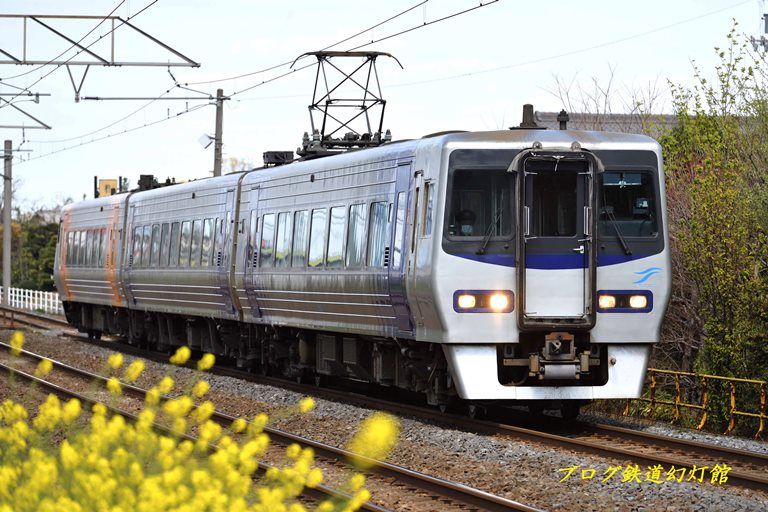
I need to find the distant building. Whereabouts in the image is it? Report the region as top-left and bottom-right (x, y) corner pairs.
(535, 111), (678, 138)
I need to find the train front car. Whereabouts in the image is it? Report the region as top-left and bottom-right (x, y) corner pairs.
(424, 130), (671, 417)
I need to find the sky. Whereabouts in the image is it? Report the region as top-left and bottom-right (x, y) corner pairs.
(0, 0), (765, 209)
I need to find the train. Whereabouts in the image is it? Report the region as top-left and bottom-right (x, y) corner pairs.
(53, 126), (671, 418)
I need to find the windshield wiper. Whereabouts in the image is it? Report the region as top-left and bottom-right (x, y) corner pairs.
(475, 205), (504, 254)
(605, 208), (632, 256)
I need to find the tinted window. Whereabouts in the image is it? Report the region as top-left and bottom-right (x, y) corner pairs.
(79, 231), (87, 265)
(201, 219), (213, 266)
(213, 218), (222, 266)
(260, 214), (276, 267)
(308, 209), (327, 268)
(150, 224), (161, 267)
(292, 210), (309, 267)
(392, 192), (406, 268)
(346, 204), (367, 267)
(132, 227), (142, 267)
(423, 182), (434, 236)
(367, 202), (389, 267)
(142, 225), (152, 266)
(599, 172), (658, 237)
(66, 231), (74, 265)
(327, 207), (345, 268)
(85, 230), (93, 266)
(190, 220), (203, 267)
(160, 223), (170, 267)
(448, 169), (513, 238)
(169, 222), (181, 267)
(275, 212), (292, 268)
(179, 221), (191, 266)
(99, 228), (107, 266)
(530, 173), (577, 237)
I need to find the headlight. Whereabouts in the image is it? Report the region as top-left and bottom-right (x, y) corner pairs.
(596, 290), (652, 312)
(453, 290), (513, 313)
(457, 294), (476, 309)
(489, 293), (510, 312)
(598, 294), (616, 309)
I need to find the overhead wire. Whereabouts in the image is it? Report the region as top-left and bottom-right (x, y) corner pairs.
(389, 0), (753, 88)
(17, 0), (499, 160)
(182, 0), (430, 87)
(0, 0), (161, 110)
(20, 102), (210, 163)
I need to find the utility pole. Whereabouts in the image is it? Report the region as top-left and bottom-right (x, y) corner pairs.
(213, 88), (224, 177)
(3, 140), (11, 306)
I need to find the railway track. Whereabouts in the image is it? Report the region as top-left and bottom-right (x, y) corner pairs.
(4, 305), (768, 493)
(0, 336), (539, 512)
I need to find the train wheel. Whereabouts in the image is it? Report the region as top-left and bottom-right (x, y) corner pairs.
(467, 403), (485, 420)
(560, 402), (581, 420)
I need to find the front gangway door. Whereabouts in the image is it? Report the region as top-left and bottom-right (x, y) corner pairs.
(513, 148), (600, 330)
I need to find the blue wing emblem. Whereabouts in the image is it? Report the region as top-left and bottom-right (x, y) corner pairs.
(633, 267), (661, 284)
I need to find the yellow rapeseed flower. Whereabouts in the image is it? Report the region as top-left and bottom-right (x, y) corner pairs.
(157, 376), (175, 394)
(9, 331), (24, 356)
(107, 352), (124, 369)
(61, 398), (81, 425)
(106, 377), (122, 396)
(298, 397), (315, 414)
(192, 380), (210, 398)
(347, 412), (401, 468)
(306, 468), (323, 488)
(349, 473), (366, 491)
(34, 358), (53, 378)
(145, 387), (161, 406)
(124, 359), (145, 383)
(197, 353), (215, 371)
(169, 346), (191, 365)
(224, 419), (244, 436)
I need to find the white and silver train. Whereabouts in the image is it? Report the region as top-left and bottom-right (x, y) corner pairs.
(53, 127), (671, 417)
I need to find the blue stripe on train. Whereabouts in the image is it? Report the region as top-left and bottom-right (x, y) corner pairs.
(453, 252), (653, 269)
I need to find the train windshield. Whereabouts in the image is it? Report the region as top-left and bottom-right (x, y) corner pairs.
(447, 169), (513, 238)
(598, 172), (657, 237)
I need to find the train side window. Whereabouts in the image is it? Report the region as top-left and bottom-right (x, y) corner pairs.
(91, 229), (100, 266)
(367, 202), (389, 267)
(131, 227), (142, 267)
(79, 231), (87, 265)
(201, 219), (213, 266)
(392, 192), (406, 268)
(190, 220), (203, 267)
(275, 212), (292, 268)
(169, 222), (181, 267)
(179, 221), (191, 266)
(212, 218), (222, 266)
(142, 225), (152, 267)
(85, 230), (94, 267)
(99, 228), (107, 266)
(160, 223), (170, 267)
(423, 182), (434, 236)
(345, 203), (367, 267)
(66, 231), (74, 265)
(150, 224), (161, 267)
(260, 213), (276, 267)
(327, 207), (345, 268)
(308, 208), (327, 268)
(72, 231), (79, 265)
(291, 210), (309, 267)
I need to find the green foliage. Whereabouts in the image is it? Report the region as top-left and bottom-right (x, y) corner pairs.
(661, 22), (768, 429)
(0, 215), (59, 292)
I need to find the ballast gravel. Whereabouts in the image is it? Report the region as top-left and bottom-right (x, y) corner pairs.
(9, 328), (768, 512)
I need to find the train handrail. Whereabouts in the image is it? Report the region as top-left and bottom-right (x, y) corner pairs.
(624, 368), (768, 439)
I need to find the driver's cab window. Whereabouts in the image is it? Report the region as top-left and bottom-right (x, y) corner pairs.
(448, 169), (513, 238)
(599, 172), (657, 237)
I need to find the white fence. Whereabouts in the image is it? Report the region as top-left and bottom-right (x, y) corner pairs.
(0, 287), (63, 316)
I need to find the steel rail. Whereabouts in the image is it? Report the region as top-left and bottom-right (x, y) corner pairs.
(0, 340), (539, 512)
(4, 305), (767, 491)
(0, 359), (388, 512)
